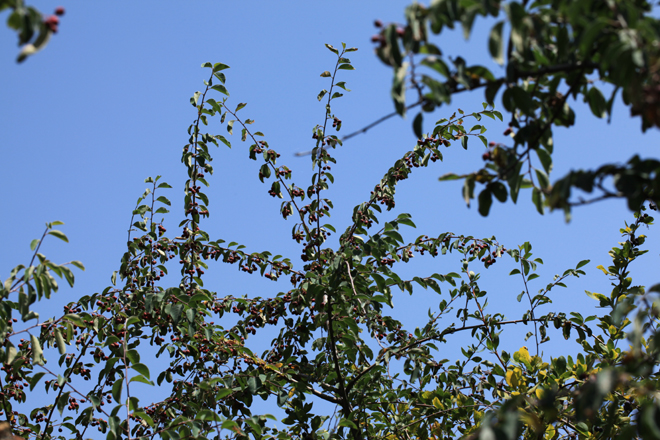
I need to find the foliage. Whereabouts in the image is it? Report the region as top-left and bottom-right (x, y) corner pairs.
(2, 1), (64, 63)
(1, 42), (659, 440)
(372, 0), (660, 219)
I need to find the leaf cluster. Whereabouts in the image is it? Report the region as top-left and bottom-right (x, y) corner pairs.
(1, 43), (659, 440)
(372, 0), (660, 219)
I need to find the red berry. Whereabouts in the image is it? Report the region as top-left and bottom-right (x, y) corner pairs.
(54, 6), (65, 16)
(374, 19), (383, 28)
(482, 152), (492, 161)
(370, 35), (382, 43)
(396, 27), (405, 37)
(45, 15), (59, 25)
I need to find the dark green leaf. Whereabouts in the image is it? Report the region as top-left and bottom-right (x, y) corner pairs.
(491, 182), (508, 202)
(478, 189), (493, 216)
(211, 84), (229, 96)
(586, 87), (606, 118)
(536, 148), (552, 174)
(213, 63), (230, 72)
(112, 378), (123, 403)
(413, 113), (423, 139)
(325, 44), (338, 54)
(532, 188), (544, 215)
(489, 21), (505, 65)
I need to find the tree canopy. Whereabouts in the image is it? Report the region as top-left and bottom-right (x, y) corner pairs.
(373, 0), (660, 218)
(2, 2), (660, 440)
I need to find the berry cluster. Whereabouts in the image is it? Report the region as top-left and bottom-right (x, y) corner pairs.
(371, 184), (395, 209)
(44, 7), (64, 33)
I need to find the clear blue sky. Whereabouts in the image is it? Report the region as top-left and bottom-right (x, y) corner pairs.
(1, 0), (659, 432)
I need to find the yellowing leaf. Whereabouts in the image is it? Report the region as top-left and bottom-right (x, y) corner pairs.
(518, 346), (531, 364)
(505, 369), (518, 387)
(506, 367), (525, 390)
(596, 265), (609, 275)
(535, 387), (544, 399)
(545, 424), (556, 439)
(432, 397), (443, 410)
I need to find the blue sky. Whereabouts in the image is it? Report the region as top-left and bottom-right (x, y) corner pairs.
(1, 0), (660, 432)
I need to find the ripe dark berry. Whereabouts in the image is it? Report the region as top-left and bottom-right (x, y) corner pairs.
(54, 6), (65, 16)
(44, 15), (59, 33)
(374, 19), (383, 28)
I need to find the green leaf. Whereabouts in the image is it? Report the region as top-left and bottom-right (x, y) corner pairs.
(320, 71), (331, 77)
(55, 329), (66, 355)
(489, 21), (505, 65)
(57, 391), (70, 415)
(47, 230), (68, 243)
(478, 189), (493, 216)
(63, 314), (85, 327)
(164, 304), (183, 325)
(132, 363), (151, 379)
(338, 419), (357, 429)
(212, 63), (230, 72)
(413, 113), (423, 139)
(325, 44), (338, 54)
(491, 182), (508, 203)
(535, 169), (550, 189)
(638, 403), (660, 440)
(511, 86), (535, 116)
(112, 377), (123, 403)
(576, 260), (590, 269)
(30, 239), (40, 251)
(536, 148), (552, 174)
(338, 64), (355, 70)
(507, 163), (524, 204)
(485, 80), (503, 106)
(247, 376), (261, 393)
(29, 372), (46, 391)
(532, 188), (544, 215)
(129, 375), (154, 386)
(235, 102), (247, 112)
(438, 173), (463, 181)
(211, 84), (229, 96)
(30, 334), (44, 365)
(6, 346), (16, 365)
(463, 176), (475, 207)
(215, 135), (231, 148)
(586, 87), (606, 118)
(259, 164), (271, 182)
(216, 388), (232, 399)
